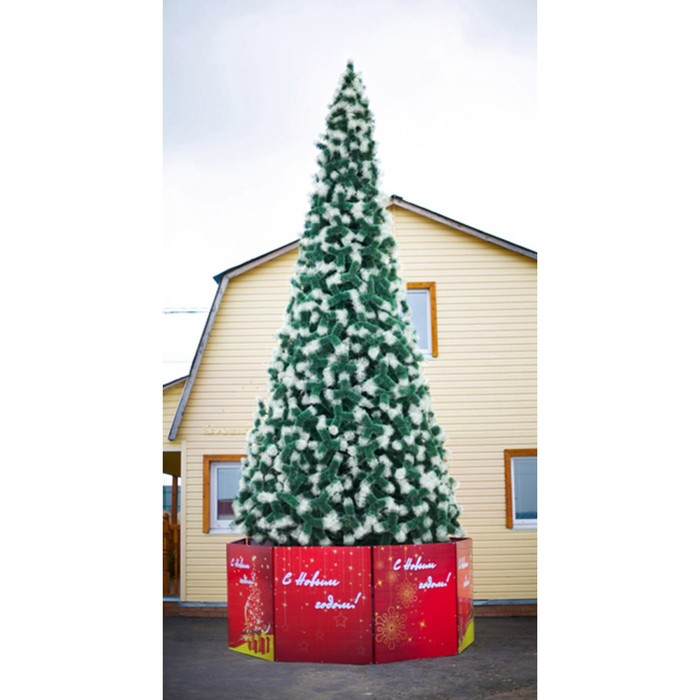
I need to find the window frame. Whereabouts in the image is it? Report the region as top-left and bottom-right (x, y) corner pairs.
(203, 454), (245, 534)
(406, 281), (439, 358)
(504, 448), (537, 530)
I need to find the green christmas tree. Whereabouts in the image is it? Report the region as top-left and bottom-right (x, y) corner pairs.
(233, 61), (463, 546)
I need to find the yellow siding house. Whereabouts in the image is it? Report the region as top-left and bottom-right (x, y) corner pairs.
(163, 196), (537, 611)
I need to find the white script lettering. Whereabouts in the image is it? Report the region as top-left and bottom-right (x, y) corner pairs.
(393, 555), (437, 572)
(418, 572), (452, 590)
(314, 592), (362, 610)
(280, 570), (340, 587)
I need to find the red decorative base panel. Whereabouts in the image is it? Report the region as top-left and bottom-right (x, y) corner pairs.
(226, 538), (474, 664)
(226, 542), (275, 660)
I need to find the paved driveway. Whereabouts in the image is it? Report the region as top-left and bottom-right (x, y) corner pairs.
(164, 616), (536, 699)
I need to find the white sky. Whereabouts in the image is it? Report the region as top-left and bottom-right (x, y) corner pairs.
(163, 0), (537, 382)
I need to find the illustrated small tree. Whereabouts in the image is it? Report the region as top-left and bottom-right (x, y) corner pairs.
(233, 61), (463, 546)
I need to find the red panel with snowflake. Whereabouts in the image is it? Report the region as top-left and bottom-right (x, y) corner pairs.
(372, 542), (458, 663)
(226, 541), (275, 660)
(272, 545), (373, 664)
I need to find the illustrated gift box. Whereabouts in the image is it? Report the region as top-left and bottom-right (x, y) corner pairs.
(226, 538), (474, 664)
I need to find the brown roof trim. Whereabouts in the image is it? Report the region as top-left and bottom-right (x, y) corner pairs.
(388, 195), (537, 260)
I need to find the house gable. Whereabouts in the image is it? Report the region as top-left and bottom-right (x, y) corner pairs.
(167, 198), (536, 441)
(388, 196), (537, 261)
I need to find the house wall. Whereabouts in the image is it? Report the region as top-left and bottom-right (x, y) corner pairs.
(172, 207), (536, 602)
(390, 208), (537, 601)
(163, 381), (185, 445)
(175, 251), (298, 601)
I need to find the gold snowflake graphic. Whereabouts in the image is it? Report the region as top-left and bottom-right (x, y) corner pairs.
(375, 606), (408, 650)
(396, 580), (418, 607)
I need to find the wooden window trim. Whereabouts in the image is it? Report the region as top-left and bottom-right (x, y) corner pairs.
(407, 281), (438, 357)
(203, 454), (245, 533)
(504, 448), (537, 529)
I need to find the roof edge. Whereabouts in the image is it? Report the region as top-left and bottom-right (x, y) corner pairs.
(163, 375), (188, 390)
(168, 277), (231, 441)
(213, 239), (300, 284)
(388, 195), (537, 259)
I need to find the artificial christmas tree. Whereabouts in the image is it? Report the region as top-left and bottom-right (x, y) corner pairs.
(227, 61), (473, 664)
(233, 60), (462, 548)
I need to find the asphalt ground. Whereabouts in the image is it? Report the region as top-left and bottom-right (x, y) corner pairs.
(163, 615), (536, 700)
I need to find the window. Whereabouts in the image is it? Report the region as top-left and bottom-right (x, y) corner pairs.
(406, 282), (438, 357)
(203, 455), (244, 533)
(504, 449), (537, 529)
